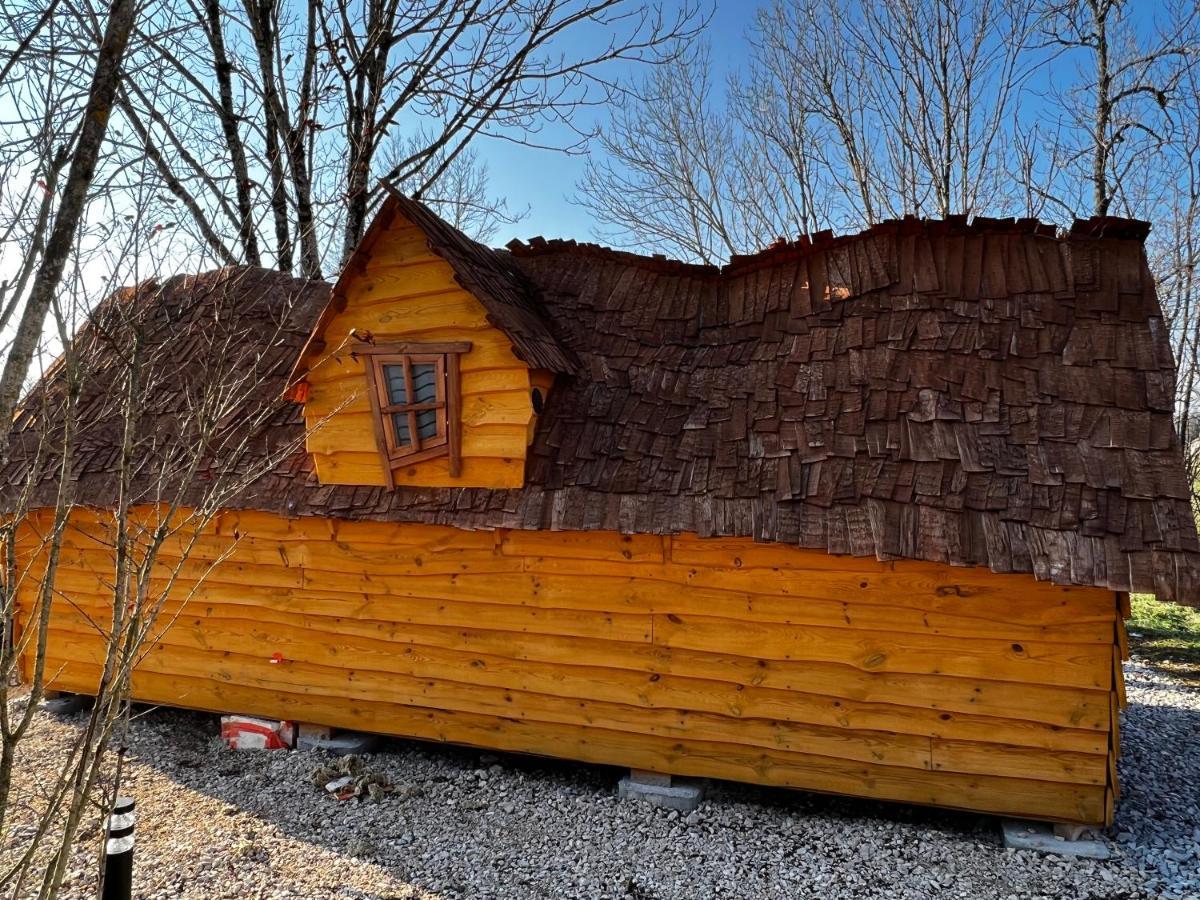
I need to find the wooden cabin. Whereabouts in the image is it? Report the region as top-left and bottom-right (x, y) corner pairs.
(11, 194), (1200, 827)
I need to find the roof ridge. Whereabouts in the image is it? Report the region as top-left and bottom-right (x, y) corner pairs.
(1069, 216), (1153, 240)
(506, 236), (719, 276)
(505, 214), (1152, 276)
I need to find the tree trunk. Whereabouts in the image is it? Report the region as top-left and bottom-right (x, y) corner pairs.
(340, 11), (391, 265)
(342, 131), (373, 265)
(247, 0), (293, 271)
(286, 122), (321, 279)
(1092, 1), (1112, 216)
(257, 0), (321, 279)
(202, 0), (262, 266)
(0, 0), (138, 459)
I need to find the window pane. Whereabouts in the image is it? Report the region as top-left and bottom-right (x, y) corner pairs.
(383, 364), (407, 405)
(391, 412), (411, 447)
(411, 363), (438, 403)
(416, 408), (439, 440)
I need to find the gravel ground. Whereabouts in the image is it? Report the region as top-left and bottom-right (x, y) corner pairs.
(3, 657), (1198, 900)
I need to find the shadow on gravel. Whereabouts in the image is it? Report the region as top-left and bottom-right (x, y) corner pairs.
(703, 776), (993, 841)
(119, 701), (998, 851)
(1136, 657), (1200, 686)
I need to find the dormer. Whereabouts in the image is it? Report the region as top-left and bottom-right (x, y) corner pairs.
(290, 189), (575, 489)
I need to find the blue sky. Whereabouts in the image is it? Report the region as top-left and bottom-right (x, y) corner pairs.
(477, 0), (1178, 248)
(483, 2), (755, 246)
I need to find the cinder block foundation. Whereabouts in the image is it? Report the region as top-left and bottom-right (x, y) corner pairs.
(617, 769), (705, 812)
(1001, 820), (1110, 859)
(295, 722), (381, 754)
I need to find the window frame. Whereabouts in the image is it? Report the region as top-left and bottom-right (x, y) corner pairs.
(359, 341), (471, 487)
(377, 353), (448, 458)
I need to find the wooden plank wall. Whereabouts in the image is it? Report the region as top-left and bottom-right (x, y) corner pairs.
(19, 508), (1124, 825)
(303, 216), (535, 488)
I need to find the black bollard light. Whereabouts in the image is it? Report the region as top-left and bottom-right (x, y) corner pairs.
(102, 796), (135, 900)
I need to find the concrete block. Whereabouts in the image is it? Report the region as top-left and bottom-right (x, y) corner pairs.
(295, 724), (381, 754)
(41, 692), (92, 715)
(1001, 820), (1110, 860)
(618, 773), (705, 812)
(629, 768), (673, 788)
(297, 723), (334, 744)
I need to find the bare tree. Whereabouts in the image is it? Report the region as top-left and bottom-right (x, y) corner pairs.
(577, 0), (1038, 263)
(328, 0), (703, 264)
(385, 133), (527, 242)
(755, 0), (880, 228)
(95, 0), (703, 278)
(1035, 0), (1199, 216)
(242, 0), (326, 276)
(852, 0), (1039, 218)
(0, 256), (333, 896)
(0, 0), (138, 455)
(575, 48), (760, 264)
(242, 0), (295, 270)
(197, 0), (263, 266)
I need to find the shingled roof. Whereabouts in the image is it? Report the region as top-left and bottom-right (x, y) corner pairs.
(4, 267), (327, 511)
(9, 210), (1200, 604)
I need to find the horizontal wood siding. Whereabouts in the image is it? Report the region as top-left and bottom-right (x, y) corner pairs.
(303, 218), (534, 488)
(19, 508), (1121, 824)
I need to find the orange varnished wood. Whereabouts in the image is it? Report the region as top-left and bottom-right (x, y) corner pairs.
(16, 507), (1123, 825)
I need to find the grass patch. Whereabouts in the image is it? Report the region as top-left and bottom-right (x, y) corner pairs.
(1127, 594), (1200, 682)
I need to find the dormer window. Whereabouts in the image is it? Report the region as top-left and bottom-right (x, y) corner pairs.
(380, 354), (447, 456)
(360, 341), (470, 485)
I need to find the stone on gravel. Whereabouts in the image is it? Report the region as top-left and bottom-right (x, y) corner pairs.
(617, 773), (706, 812)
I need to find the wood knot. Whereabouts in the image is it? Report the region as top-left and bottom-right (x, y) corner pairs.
(936, 585), (970, 597)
